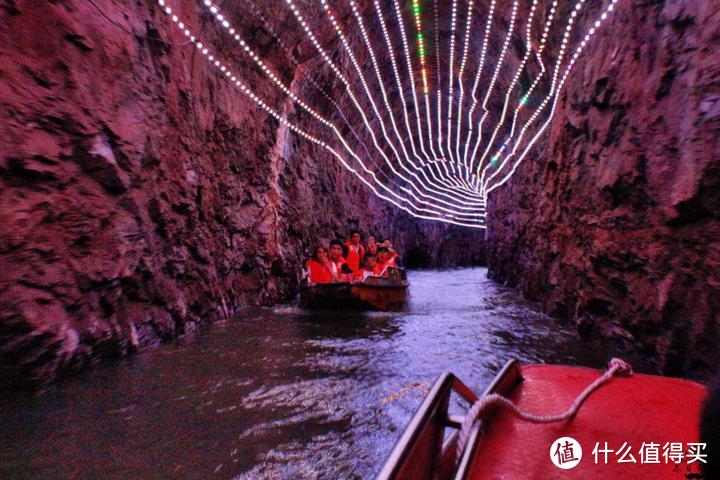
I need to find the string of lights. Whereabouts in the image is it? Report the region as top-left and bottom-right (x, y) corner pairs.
(195, 0), (402, 195)
(467, 0), (519, 175)
(405, 0), (443, 167)
(391, 0), (432, 167)
(161, 0), (487, 223)
(239, 0), (467, 197)
(282, 0), (486, 212)
(445, 0), (459, 162)
(481, 0), (586, 187)
(144, 0), (623, 228)
(474, 0), (544, 175)
(485, 0), (620, 194)
(453, 0), (475, 178)
(246, 0), (479, 200)
(462, 0), (497, 175)
(433, 0), (444, 170)
(346, 0), (443, 193)
(310, 0), (486, 209)
(368, 0), (484, 197)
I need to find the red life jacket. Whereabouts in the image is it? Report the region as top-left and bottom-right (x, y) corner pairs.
(373, 258), (397, 276)
(330, 257), (349, 277)
(373, 261), (387, 276)
(351, 268), (373, 282)
(306, 259), (332, 284)
(344, 241), (365, 272)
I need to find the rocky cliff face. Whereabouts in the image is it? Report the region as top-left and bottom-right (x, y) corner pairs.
(4, 0), (715, 390)
(0, 0), (484, 389)
(486, 0), (720, 379)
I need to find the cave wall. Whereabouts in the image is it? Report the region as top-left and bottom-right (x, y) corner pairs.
(485, 0), (720, 379)
(0, 0), (483, 389)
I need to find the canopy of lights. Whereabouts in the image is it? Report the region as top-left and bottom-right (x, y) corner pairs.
(155, 0), (620, 228)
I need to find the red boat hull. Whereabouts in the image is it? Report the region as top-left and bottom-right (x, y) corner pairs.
(377, 361), (708, 480)
(469, 365), (706, 479)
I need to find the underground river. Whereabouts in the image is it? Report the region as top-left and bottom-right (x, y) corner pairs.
(0, 268), (656, 479)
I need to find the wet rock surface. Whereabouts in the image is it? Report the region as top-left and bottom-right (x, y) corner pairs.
(0, 1), (483, 389)
(485, 0), (720, 380)
(3, 0), (717, 390)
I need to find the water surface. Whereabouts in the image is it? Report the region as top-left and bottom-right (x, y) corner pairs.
(0, 268), (655, 479)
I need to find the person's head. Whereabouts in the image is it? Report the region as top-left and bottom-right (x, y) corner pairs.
(328, 239), (344, 260)
(363, 254), (377, 270)
(376, 246), (389, 263)
(350, 230), (361, 245)
(367, 237), (378, 254)
(380, 240), (395, 253)
(313, 245), (328, 262)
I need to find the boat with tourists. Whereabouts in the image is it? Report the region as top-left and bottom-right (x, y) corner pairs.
(300, 268), (409, 311)
(378, 358), (707, 479)
(301, 233), (409, 311)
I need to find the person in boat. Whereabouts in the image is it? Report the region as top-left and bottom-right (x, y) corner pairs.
(366, 236), (378, 256)
(328, 239), (353, 281)
(344, 230), (365, 272)
(351, 253), (377, 282)
(305, 245), (333, 284)
(380, 239), (404, 268)
(373, 246), (398, 276)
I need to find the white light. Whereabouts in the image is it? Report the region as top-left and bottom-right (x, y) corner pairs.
(200, 0), (484, 216)
(151, 0), (623, 227)
(485, 0), (620, 195)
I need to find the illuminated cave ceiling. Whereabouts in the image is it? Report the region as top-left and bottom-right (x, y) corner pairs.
(155, 0), (619, 228)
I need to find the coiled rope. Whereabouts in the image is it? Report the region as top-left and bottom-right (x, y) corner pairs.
(455, 358), (634, 462)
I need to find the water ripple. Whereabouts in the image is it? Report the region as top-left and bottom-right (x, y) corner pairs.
(0, 268), (656, 479)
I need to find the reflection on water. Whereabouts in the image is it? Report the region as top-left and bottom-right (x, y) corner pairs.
(0, 268), (656, 479)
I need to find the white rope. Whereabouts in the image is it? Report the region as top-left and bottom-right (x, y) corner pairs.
(455, 358), (633, 462)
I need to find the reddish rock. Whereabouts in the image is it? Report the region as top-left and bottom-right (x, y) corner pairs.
(0, 0), (484, 389)
(486, 0), (720, 379)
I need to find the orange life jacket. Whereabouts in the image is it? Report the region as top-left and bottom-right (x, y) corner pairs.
(344, 241), (365, 272)
(306, 259), (332, 284)
(373, 262), (387, 276)
(329, 257), (350, 278)
(351, 268), (373, 282)
(373, 258), (397, 276)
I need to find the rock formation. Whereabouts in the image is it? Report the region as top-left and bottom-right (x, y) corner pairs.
(486, 0), (720, 379)
(2, 0), (717, 389)
(0, 0), (484, 389)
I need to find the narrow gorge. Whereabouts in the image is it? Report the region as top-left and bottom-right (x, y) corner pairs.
(1, 1), (719, 478)
(1, 0), (717, 390)
(1, 0), (487, 389)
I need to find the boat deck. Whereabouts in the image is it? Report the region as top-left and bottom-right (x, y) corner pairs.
(467, 365), (706, 479)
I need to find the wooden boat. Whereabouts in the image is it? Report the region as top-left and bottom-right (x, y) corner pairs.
(300, 269), (409, 311)
(378, 359), (707, 480)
